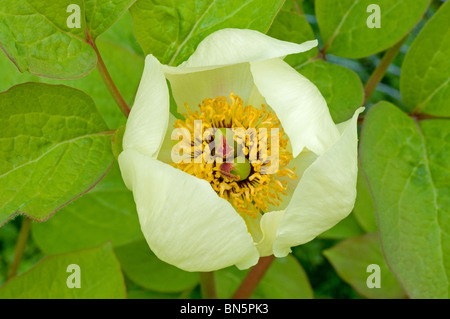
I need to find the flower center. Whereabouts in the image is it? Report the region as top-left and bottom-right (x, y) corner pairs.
(173, 93), (296, 218)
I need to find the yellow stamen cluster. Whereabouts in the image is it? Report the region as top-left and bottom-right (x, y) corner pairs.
(173, 93), (296, 218)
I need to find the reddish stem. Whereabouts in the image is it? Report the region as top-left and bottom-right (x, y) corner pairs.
(232, 255), (275, 299)
(364, 36), (407, 105)
(199, 272), (218, 299)
(86, 33), (130, 117)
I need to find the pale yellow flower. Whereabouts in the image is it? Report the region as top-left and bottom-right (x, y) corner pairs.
(119, 29), (363, 272)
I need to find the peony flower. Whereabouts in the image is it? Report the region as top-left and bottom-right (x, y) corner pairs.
(119, 28), (363, 272)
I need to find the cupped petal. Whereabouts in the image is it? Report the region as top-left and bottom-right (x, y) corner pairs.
(123, 55), (169, 159)
(255, 211), (285, 257)
(273, 108), (364, 257)
(251, 58), (340, 157)
(179, 28), (318, 68)
(156, 113), (177, 165)
(164, 63), (257, 115)
(251, 151), (318, 257)
(118, 149), (259, 271)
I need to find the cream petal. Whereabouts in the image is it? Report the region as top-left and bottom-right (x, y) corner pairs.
(266, 148), (318, 213)
(251, 58), (340, 157)
(242, 213), (263, 243)
(252, 150), (318, 256)
(156, 113), (177, 165)
(255, 211), (285, 257)
(123, 55), (169, 159)
(164, 63), (256, 115)
(180, 28), (318, 68)
(118, 149), (259, 272)
(246, 83), (267, 110)
(162, 28), (317, 114)
(273, 108), (364, 257)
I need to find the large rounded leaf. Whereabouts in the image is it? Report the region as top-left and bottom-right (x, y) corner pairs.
(0, 83), (114, 225)
(360, 101), (450, 298)
(316, 0), (429, 58)
(400, 1), (450, 116)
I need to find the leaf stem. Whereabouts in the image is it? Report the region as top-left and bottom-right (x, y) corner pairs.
(364, 36), (408, 105)
(199, 271), (217, 299)
(232, 255), (275, 299)
(87, 34), (130, 117)
(7, 217), (32, 280)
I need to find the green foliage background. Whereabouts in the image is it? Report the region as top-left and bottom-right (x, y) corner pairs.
(0, 0), (448, 299)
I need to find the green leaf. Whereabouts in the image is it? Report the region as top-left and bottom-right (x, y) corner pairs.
(316, 0), (429, 58)
(130, 0), (285, 66)
(0, 11), (145, 129)
(114, 239), (199, 293)
(0, 0), (94, 78)
(319, 213), (364, 240)
(84, 0), (136, 40)
(360, 101), (450, 298)
(0, 83), (114, 226)
(324, 233), (406, 299)
(353, 164), (377, 233)
(400, 1), (450, 116)
(215, 255), (313, 298)
(0, 0), (134, 78)
(267, 5), (318, 69)
(0, 243), (125, 298)
(31, 164), (142, 254)
(297, 59), (364, 123)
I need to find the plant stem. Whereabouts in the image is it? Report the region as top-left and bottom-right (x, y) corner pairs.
(87, 34), (130, 117)
(232, 255), (275, 299)
(364, 36), (408, 105)
(199, 272), (217, 299)
(293, 0), (303, 15)
(7, 217), (32, 280)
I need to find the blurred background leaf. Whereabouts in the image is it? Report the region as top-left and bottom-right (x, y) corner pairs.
(318, 214), (364, 240)
(114, 239), (199, 293)
(31, 164), (142, 254)
(0, 243), (125, 299)
(324, 233), (406, 299)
